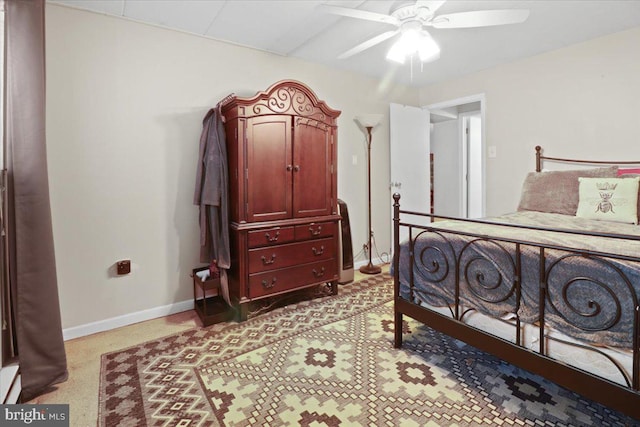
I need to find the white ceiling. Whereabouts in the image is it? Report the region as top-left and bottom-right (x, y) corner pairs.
(49, 0), (640, 87)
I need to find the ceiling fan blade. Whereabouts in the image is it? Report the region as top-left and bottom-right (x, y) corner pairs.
(415, 0), (446, 15)
(317, 4), (401, 26)
(337, 30), (399, 59)
(430, 9), (530, 29)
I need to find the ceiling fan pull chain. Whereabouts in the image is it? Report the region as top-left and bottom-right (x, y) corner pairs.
(410, 54), (414, 82)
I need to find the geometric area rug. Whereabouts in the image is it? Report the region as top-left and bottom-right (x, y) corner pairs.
(99, 274), (635, 426)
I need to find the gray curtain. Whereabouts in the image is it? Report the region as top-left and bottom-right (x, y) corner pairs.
(5, 0), (68, 401)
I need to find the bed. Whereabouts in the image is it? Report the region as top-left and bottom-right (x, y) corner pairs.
(392, 146), (640, 419)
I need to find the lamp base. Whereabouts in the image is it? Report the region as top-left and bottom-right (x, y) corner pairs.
(359, 263), (382, 275)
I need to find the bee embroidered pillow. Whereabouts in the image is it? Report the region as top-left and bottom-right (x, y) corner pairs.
(576, 177), (640, 224)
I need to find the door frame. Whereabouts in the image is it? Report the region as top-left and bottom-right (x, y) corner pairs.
(460, 111), (482, 218)
(426, 94), (486, 218)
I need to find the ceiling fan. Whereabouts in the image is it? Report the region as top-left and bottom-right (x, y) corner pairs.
(318, 0), (530, 64)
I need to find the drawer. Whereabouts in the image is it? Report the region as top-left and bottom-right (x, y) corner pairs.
(248, 226), (294, 248)
(249, 259), (337, 299)
(248, 238), (334, 274)
(294, 221), (336, 241)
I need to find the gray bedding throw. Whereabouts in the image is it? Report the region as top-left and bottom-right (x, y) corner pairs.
(397, 211), (640, 349)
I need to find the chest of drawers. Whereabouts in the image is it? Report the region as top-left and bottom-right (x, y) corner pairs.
(229, 218), (339, 320)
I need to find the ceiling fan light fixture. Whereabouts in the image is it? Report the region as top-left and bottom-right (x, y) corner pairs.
(386, 28), (440, 64)
(386, 41), (407, 64)
(323, 1), (528, 64)
(417, 31), (440, 62)
(386, 28), (418, 63)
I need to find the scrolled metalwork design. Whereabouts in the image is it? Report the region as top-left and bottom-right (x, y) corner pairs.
(459, 239), (517, 304)
(252, 86), (326, 121)
(411, 230), (454, 284)
(545, 254), (635, 333)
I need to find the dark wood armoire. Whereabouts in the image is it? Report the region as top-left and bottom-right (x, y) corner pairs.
(220, 80), (341, 320)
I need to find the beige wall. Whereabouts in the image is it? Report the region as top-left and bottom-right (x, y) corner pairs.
(45, 4), (419, 330)
(420, 26), (640, 216)
(47, 4), (640, 332)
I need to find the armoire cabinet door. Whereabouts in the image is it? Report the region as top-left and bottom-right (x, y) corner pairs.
(246, 115), (293, 222)
(293, 119), (334, 217)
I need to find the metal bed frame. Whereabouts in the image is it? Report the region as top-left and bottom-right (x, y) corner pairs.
(393, 146), (640, 419)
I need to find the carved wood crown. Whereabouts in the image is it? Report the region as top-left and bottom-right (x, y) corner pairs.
(221, 80), (341, 125)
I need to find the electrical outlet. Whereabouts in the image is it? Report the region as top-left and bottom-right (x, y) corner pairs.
(117, 260), (131, 275)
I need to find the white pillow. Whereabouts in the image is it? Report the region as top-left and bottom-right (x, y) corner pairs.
(576, 177), (640, 224)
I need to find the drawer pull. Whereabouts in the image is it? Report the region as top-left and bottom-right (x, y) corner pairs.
(265, 231), (280, 242)
(309, 225), (322, 236)
(261, 254), (277, 265)
(312, 246), (324, 256)
(262, 277), (277, 289)
(312, 267), (325, 278)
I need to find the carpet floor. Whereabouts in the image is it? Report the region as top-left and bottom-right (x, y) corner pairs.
(99, 274), (636, 426)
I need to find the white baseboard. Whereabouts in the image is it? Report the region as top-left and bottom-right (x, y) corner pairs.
(62, 299), (194, 341)
(63, 258), (388, 341)
(353, 256), (388, 270)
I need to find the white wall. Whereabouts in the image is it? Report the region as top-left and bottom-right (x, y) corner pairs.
(45, 4), (419, 330)
(419, 26), (640, 216)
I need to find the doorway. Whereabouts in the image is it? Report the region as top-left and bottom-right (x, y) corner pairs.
(427, 95), (485, 219)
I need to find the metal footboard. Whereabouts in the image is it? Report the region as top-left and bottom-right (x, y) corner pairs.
(392, 193), (640, 419)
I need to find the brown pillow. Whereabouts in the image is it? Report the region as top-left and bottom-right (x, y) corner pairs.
(620, 173), (640, 224)
(518, 166), (618, 215)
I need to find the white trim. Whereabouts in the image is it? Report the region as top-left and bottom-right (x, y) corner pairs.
(5, 372), (22, 405)
(62, 299), (194, 341)
(426, 93), (486, 218)
(426, 94), (485, 111)
(1, 363), (20, 404)
(353, 257), (387, 270)
(6, 375), (20, 404)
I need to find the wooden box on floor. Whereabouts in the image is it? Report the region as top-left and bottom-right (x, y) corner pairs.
(192, 268), (234, 326)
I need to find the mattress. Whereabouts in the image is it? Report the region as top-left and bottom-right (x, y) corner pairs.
(421, 301), (632, 387)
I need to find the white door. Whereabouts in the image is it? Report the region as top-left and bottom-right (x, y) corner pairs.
(389, 103), (431, 244)
(428, 95), (485, 220)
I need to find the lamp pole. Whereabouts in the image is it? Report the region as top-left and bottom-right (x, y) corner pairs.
(360, 125), (381, 275)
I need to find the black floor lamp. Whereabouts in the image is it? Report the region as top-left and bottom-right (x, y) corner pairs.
(355, 114), (383, 275)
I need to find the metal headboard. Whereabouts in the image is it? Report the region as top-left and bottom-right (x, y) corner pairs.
(535, 145), (640, 172)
